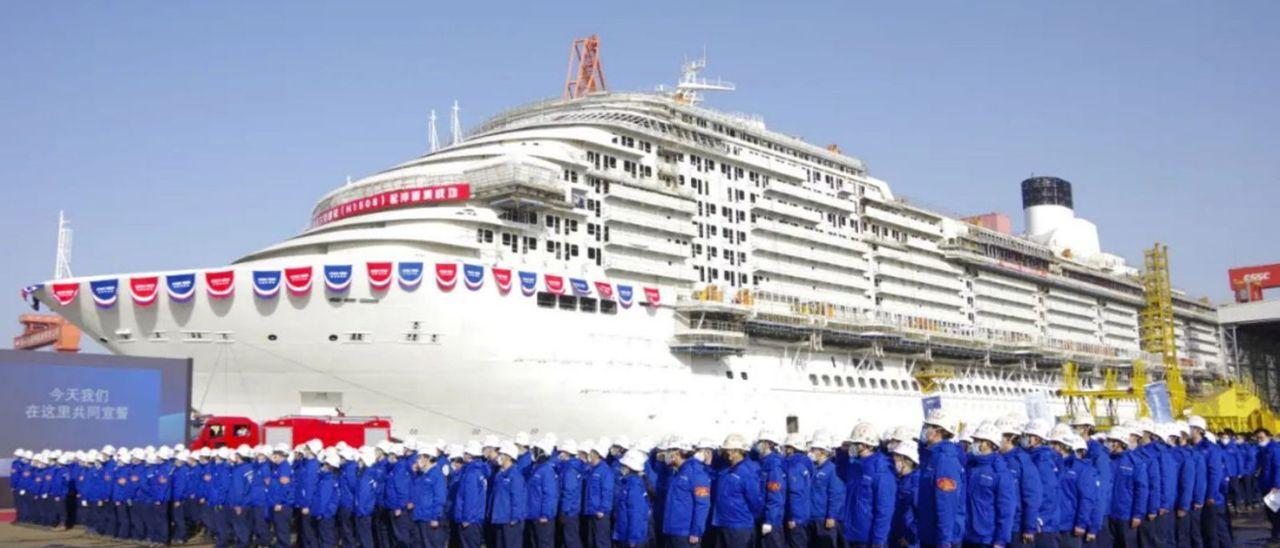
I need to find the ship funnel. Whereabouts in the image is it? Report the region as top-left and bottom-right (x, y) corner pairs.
(1021, 176), (1074, 237)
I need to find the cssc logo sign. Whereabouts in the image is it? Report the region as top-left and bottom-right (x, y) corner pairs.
(1243, 272), (1272, 283)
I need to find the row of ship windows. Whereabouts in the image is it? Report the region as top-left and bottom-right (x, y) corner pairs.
(113, 330), (441, 345)
(534, 292), (618, 314)
(804, 373), (1054, 398)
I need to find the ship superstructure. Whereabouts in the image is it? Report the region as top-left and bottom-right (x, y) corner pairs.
(30, 52), (1225, 439)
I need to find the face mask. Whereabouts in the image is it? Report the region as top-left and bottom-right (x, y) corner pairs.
(1019, 438), (1032, 449)
(970, 444), (984, 456)
(698, 452), (712, 465)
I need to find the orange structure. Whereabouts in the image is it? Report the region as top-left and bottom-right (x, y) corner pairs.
(564, 35), (606, 99)
(13, 314), (81, 352)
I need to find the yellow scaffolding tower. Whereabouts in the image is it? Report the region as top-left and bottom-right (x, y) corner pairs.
(1140, 243), (1186, 414)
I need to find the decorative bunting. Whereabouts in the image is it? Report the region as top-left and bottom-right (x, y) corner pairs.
(51, 282), (79, 306)
(252, 270), (282, 299)
(435, 263), (458, 291)
(545, 275), (565, 295)
(284, 267), (313, 296)
(166, 274), (196, 302)
(90, 279), (119, 309)
(367, 262), (393, 291)
(205, 270), (235, 299)
(324, 265), (352, 293)
(398, 262), (424, 291)
(519, 271), (538, 297)
(594, 281), (614, 300)
(570, 278), (591, 296)
(463, 264), (484, 291)
(492, 268), (513, 294)
(644, 287), (662, 307)
(130, 277), (159, 307)
(617, 285), (635, 308)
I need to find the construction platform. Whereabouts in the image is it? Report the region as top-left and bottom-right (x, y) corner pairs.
(1220, 299), (1280, 414)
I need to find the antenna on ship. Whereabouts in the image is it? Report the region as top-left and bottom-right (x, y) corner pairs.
(428, 109), (440, 153)
(673, 50), (734, 105)
(450, 100), (462, 145)
(564, 34), (607, 99)
(54, 210), (73, 280)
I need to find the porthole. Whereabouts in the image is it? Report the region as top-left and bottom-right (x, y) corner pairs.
(268, 334), (278, 341)
(835, 377), (844, 387)
(846, 376), (855, 387)
(879, 379), (889, 389)
(858, 378), (867, 388)
(911, 381), (919, 391)
(822, 375), (831, 386)
(891, 380), (900, 390)
(328, 334), (338, 342)
(725, 371), (733, 379)
(740, 372), (748, 380)
(874, 360), (884, 371)
(809, 374), (818, 385)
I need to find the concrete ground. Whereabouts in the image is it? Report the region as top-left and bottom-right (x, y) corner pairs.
(2, 510), (1279, 547)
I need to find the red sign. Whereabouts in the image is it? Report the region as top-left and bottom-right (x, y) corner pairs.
(285, 267), (313, 296)
(206, 270), (235, 299)
(1229, 264), (1280, 290)
(545, 275), (565, 295)
(435, 263), (458, 291)
(493, 268), (513, 294)
(311, 183), (471, 228)
(367, 262), (393, 290)
(130, 276), (160, 306)
(594, 281), (614, 300)
(51, 282), (80, 306)
(644, 287), (661, 306)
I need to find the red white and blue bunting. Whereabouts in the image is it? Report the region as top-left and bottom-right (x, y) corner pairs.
(617, 285), (634, 308)
(253, 270), (282, 299)
(570, 278), (591, 296)
(435, 263), (458, 292)
(493, 268), (513, 294)
(166, 274), (196, 302)
(519, 271), (538, 296)
(545, 275), (565, 295)
(285, 267), (313, 296)
(644, 287), (662, 307)
(398, 262), (424, 291)
(89, 279), (119, 309)
(324, 265), (352, 293)
(594, 281), (614, 300)
(206, 270), (235, 299)
(463, 264), (484, 291)
(130, 277), (159, 307)
(367, 262), (393, 291)
(51, 282), (79, 306)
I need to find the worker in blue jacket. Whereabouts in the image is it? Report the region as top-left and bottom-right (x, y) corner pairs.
(384, 444), (415, 547)
(614, 449), (653, 548)
(338, 447), (360, 547)
(113, 450), (141, 540)
(1134, 425), (1162, 547)
(780, 433), (813, 548)
(1188, 428), (1208, 548)
(842, 422), (896, 547)
(313, 454), (342, 547)
(295, 440), (323, 548)
(1052, 432), (1098, 548)
(488, 442), (528, 548)
(1106, 427), (1147, 548)
(965, 423), (1016, 547)
(661, 438), (712, 547)
(584, 441), (616, 548)
(1071, 415), (1112, 547)
(918, 409), (966, 548)
(1169, 425), (1197, 548)
(558, 440), (587, 548)
(195, 450), (216, 542)
(146, 450), (175, 545)
(889, 442), (921, 548)
(412, 447), (449, 548)
(454, 443), (489, 548)
(996, 415), (1043, 548)
(171, 452), (194, 543)
(78, 453), (104, 536)
(1191, 418), (1230, 548)
(527, 438), (560, 548)
(227, 445), (257, 548)
(355, 449), (385, 548)
(1022, 418), (1063, 542)
(10, 451), (28, 524)
(712, 433), (764, 548)
(1255, 428), (1280, 542)
(47, 455), (72, 530)
(755, 431), (787, 548)
(267, 444), (295, 548)
(248, 448), (271, 546)
(807, 435), (844, 548)
(1220, 431), (1240, 511)
(1242, 434), (1258, 508)
(1155, 430), (1179, 547)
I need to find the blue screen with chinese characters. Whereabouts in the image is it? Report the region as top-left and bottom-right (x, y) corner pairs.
(0, 363), (166, 451)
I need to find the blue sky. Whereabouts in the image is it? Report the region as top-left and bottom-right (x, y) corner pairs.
(2, 2), (1277, 341)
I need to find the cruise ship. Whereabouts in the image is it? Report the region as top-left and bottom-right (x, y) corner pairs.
(28, 48), (1226, 441)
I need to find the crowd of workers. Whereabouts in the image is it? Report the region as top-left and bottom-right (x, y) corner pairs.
(8, 409), (1279, 548)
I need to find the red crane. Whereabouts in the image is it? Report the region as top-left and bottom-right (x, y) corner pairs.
(564, 35), (606, 99)
(1229, 263), (1280, 303)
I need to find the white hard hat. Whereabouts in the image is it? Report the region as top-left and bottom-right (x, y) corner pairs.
(514, 431), (532, 446)
(695, 438), (719, 451)
(464, 441), (484, 457)
(971, 422), (1001, 446)
(306, 439), (324, 454)
(1187, 416), (1208, 431)
(889, 426), (916, 446)
(1175, 421), (1190, 437)
(923, 408), (959, 436)
(1070, 414), (1095, 427)
(323, 452), (341, 468)
(157, 446), (174, 460)
(891, 443), (919, 464)
(613, 435), (631, 449)
(236, 444), (253, 458)
(534, 437), (556, 454)
(389, 443), (406, 456)
(956, 423), (975, 444)
(1135, 418), (1157, 436)
(1048, 423), (1075, 446)
(1023, 418), (1053, 440)
(621, 449), (647, 473)
(995, 414), (1025, 437)
(848, 422), (880, 447)
(1107, 427), (1137, 449)
(634, 437), (655, 452)
(498, 442), (519, 460)
(102, 445), (116, 455)
(757, 429), (782, 446)
(722, 433), (748, 451)
(130, 448), (146, 460)
(446, 444), (464, 459)
(595, 437), (612, 452)
(783, 432), (807, 450)
(1068, 434), (1088, 453)
(482, 435), (501, 449)
(562, 439), (581, 455)
(359, 450), (378, 467)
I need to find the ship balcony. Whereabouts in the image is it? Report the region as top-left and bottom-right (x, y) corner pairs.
(603, 208), (697, 237)
(603, 183), (696, 213)
(603, 255), (697, 282)
(605, 232), (688, 259)
(752, 219), (868, 253)
(673, 295), (752, 318)
(764, 181), (856, 212)
(751, 199), (822, 225)
(863, 205), (943, 237)
(466, 161), (570, 208)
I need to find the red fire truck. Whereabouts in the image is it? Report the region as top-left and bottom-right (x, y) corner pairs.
(190, 415), (392, 449)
